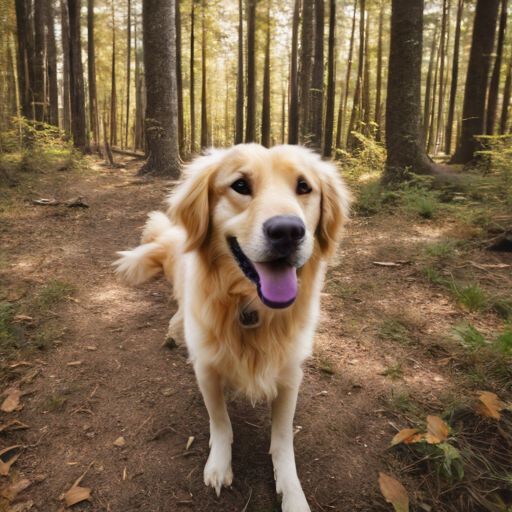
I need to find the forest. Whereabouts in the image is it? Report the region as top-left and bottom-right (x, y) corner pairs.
(0, 0), (511, 511)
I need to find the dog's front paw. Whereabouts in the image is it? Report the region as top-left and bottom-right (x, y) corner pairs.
(281, 489), (311, 512)
(204, 446), (233, 497)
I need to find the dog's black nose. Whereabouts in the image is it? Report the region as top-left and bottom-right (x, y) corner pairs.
(263, 215), (306, 256)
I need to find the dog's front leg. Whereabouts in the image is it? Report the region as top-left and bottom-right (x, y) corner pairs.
(195, 364), (233, 496)
(270, 367), (311, 512)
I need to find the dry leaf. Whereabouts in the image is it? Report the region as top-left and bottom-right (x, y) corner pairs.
(379, 472), (409, 512)
(0, 475), (45, 501)
(426, 415), (449, 443)
(373, 261), (400, 267)
(186, 436), (194, 451)
(408, 433), (425, 443)
(0, 420), (29, 433)
(391, 429), (418, 446)
(477, 391), (503, 419)
(67, 361), (82, 366)
(0, 445), (21, 476)
(425, 433), (441, 444)
(64, 486), (91, 507)
(12, 316), (33, 323)
(114, 437), (125, 447)
(8, 361), (35, 368)
(7, 501), (34, 512)
(1, 388), (22, 413)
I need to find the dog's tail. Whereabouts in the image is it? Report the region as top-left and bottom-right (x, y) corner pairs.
(114, 212), (172, 285)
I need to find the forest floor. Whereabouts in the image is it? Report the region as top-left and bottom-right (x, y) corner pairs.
(0, 149), (511, 512)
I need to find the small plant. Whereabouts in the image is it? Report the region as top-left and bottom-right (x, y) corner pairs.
(453, 324), (486, 349)
(38, 280), (75, 308)
(380, 363), (404, 380)
(450, 282), (487, 311)
(497, 324), (512, 354)
(379, 320), (410, 342)
(46, 393), (66, 412)
(0, 302), (18, 352)
(424, 266), (447, 285)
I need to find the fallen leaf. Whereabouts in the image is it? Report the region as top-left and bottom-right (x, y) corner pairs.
(408, 433), (425, 443)
(391, 429), (419, 446)
(379, 472), (409, 512)
(0, 420), (29, 433)
(373, 261), (400, 267)
(477, 391), (503, 419)
(425, 433), (441, 444)
(8, 361), (35, 368)
(12, 316), (33, 323)
(67, 361), (82, 366)
(0, 445), (21, 476)
(7, 501), (34, 512)
(426, 415), (449, 443)
(1, 475), (46, 501)
(1, 389), (22, 413)
(114, 437), (125, 447)
(64, 486), (91, 507)
(186, 436), (194, 451)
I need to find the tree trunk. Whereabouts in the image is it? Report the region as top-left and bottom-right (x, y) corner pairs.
(46, 0), (59, 127)
(110, 1), (117, 146)
(374, 0), (384, 142)
(287, 0), (300, 144)
(61, 0), (71, 133)
(299, 0), (313, 141)
(15, 0), (32, 118)
(434, 0), (448, 153)
(88, 0), (99, 148)
(33, 0), (45, 121)
(6, 40), (17, 121)
(310, 0), (324, 151)
(347, 0), (365, 149)
(68, 0), (88, 150)
(245, 0), (257, 143)
(139, 0), (180, 177)
(190, 1), (195, 153)
(384, 0), (438, 182)
(444, 0), (463, 154)
(486, 0), (508, 135)
(175, 0), (184, 157)
(235, 0), (244, 144)
(427, 34), (441, 154)
(261, 4), (271, 148)
(323, 0), (336, 158)
(421, 23), (438, 150)
(125, 0), (132, 149)
(281, 81), (286, 144)
(500, 56), (512, 134)
(450, 0), (500, 164)
(200, 0), (208, 149)
(362, 10), (371, 135)
(134, 11), (142, 150)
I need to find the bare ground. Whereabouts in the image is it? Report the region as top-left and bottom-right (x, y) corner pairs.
(0, 156), (511, 511)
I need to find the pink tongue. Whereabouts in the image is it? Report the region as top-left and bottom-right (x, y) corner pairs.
(252, 261), (297, 306)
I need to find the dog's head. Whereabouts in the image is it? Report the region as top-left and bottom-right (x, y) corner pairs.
(167, 144), (351, 309)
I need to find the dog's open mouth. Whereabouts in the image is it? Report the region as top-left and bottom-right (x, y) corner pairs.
(228, 238), (297, 309)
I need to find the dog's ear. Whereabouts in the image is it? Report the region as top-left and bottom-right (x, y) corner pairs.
(167, 150), (224, 252)
(314, 159), (352, 258)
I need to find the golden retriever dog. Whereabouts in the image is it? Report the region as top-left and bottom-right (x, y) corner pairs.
(114, 144), (351, 512)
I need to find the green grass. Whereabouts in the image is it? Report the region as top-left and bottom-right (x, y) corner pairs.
(497, 324), (512, 354)
(46, 393), (67, 412)
(0, 302), (18, 353)
(450, 283), (487, 311)
(379, 319), (411, 343)
(38, 280), (75, 308)
(380, 363), (404, 380)
(453, 324), (486, 349)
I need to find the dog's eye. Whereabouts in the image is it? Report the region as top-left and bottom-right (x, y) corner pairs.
(297, 180), (312, 195)
(231, 179), (251, 195)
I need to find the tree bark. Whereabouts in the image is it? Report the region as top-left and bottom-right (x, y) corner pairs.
(190, 0), (196, 153)
(134, 11), (142, 150)
(261, 4), (271, 148)
(434, 0), (448, 153)
(61, 0), (71, 133)
(500, 56), (512, 134)
(287, 0), (300, 144)
(299, 0), (313, 141)
(68, 0), (88, 150)
(125, 0), (132, 149)
(46, 0), (59, 127)
(384, 0), (438, 182)
(421, 23), (438, 150)
(450, 0), (500, 164)
(33, 0), (45, 121)
(245, 0), (257, 143)
(310, 0), (323, 151)
(347, 0), (365, 149)
(374, 0), (384, 142)
(14, 0), (32, 118)
(444, 0), (463, 154)
(235, 0), (244, 144)
(323, 0), (336, 158)
(427, 32), (441, 154)
(110, 1), (118, 146)
(88, 0), (99, 148)
(175, 0), (184, 157)
(139, 0), (180, 177)
(486, 0), (508, 135)
(200, 0), (208, 149)
(362, 10), (371, 135)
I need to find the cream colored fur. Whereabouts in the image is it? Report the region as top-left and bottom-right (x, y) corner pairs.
(114, 144), (351, 512)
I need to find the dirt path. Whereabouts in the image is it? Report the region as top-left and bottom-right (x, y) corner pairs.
(1, 157), (510, 511)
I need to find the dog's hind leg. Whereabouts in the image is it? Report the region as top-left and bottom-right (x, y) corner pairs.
(163, 307), (184, 348)
(195, 364), (233, 496)
(270, 366), (311, 512)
